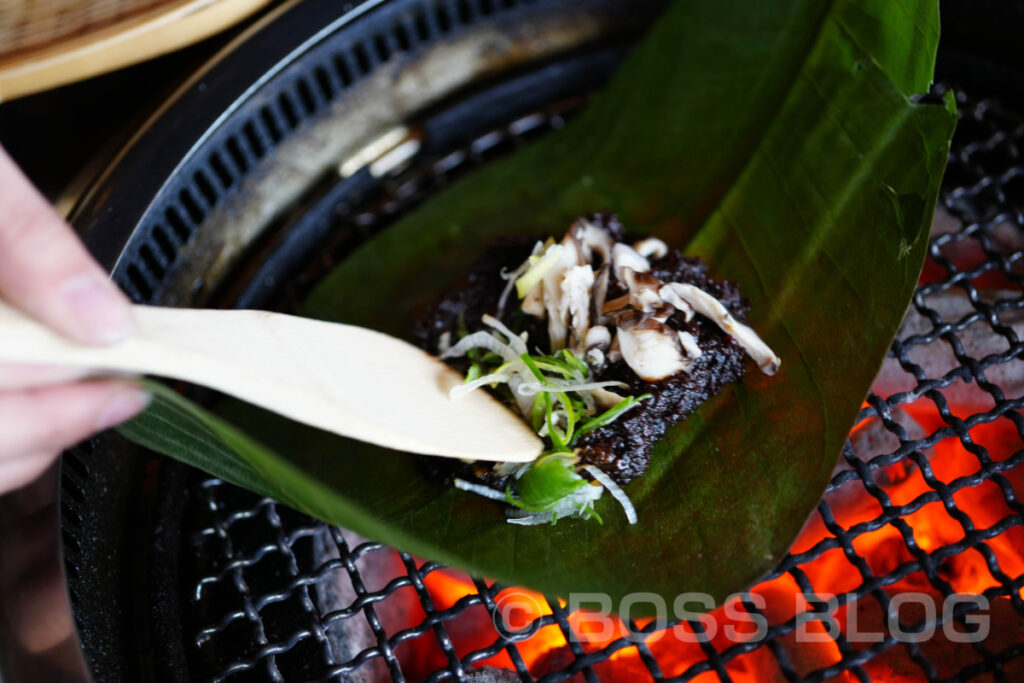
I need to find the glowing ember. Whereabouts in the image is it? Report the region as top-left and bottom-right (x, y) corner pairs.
(391, 395), (1023, 681)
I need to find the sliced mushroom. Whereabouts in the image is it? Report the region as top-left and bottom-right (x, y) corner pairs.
(539, 238), (584, 349)
(658, 283), (694, 322)
(591, 263), (611, 324)
(584, 325), (612, 368)
(678, 330), (702, 359)
(571, 218), (615, 265)
(607, 333), (622, 363)
(602, 294), (631, 315)
(585, 325), (611, 351)
(611, 243), (651, 284)
(633, 237), (668, 260)
(521, 283), (546, 317)
(560, 265), (595, 352)
(506, 221), (779, 386)
(663, 282), (780, 375)
(616, 318), (692, 381)
(621, 268), (674, 318)
(603, 305), (644, 330)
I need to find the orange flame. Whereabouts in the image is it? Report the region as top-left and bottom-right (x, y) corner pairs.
(398, 398), (1024, 680)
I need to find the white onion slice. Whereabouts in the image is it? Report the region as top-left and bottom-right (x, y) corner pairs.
(449, 371), (513, 399)
(507, 513), (554, 526)
(515, 380), (629, 396)
(443, 330), (519, 363)
(583, 465), (637, 525)
(481, 314), (529, 356)
(453, 478), (507, 501)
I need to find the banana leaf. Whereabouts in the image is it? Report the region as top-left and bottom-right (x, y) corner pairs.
(119, 0), (957, 607)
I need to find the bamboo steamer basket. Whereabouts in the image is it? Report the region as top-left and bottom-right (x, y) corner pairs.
(0, 0), (272, 101)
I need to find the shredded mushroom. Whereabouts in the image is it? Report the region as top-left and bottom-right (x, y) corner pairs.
(509, 223), (780, 381)
(662, 282), (780, 374)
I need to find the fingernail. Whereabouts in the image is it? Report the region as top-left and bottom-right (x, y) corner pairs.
(96, 388), (151, 431)
(59, 274), (135, 345)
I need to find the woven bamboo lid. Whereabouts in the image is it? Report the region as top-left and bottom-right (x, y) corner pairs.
(0, 0), (273, 102)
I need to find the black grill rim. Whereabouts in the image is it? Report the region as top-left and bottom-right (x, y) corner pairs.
(60, 0), (1024, 681)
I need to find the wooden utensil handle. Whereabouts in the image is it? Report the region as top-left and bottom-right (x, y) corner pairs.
(0, 300), (140, 371)
(0, 301), (287, 398)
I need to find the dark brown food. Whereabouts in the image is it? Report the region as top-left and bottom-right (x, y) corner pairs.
(414, 212), (750, 485)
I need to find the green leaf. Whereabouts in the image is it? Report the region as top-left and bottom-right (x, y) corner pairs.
(120, 0), (955, 608)
(511, 455), (588, 512)
(118, 381), (279, 500)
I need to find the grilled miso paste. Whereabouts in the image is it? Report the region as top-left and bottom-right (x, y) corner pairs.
(415, 212), (779, 525)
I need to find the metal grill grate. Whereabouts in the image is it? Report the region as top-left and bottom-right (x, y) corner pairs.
(181, 86), (1024, 681)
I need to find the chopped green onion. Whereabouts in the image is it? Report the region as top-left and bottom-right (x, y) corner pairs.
(555, 391), (576, 445)
(543, 393), (568, 450)
(530, 391), (546, 432)
(465, 364), (484, 383)
(558, 348), (590, 376)
(451, 321), (644, 526)
(519, 354), (548, 383)
(529, 350), (586, 378)
(574, 394), (652, 441)
(514, 242), (563, 298)
(529, 359), (576, 378)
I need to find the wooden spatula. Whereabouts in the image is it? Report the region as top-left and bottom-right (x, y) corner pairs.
(0, 302), (543, 463)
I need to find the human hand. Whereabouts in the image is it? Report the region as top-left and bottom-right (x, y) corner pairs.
(0, 145), (149, 496)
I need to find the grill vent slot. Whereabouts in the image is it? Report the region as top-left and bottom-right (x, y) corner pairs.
(241, 120), (266, 159)
(352, 42), (374, 75)
(312, 64), (335, 101)
(435, 2), (452, 33)
(139, 243), (167, 280)
(193, 169), (219, 206)
(178, 188), (206, 224)
(393, 19), (413, 50)
(151, 225), (178, 262)
(295, 76), (319, 114)
(277, 92), (300, 129)
(259, 106), (283, 144)
(412, 7), (431, 40)
(225, 135), (251, 174)
(125, 263), (155, 301)
(60, 527), (82, 561)
(208, 151), (235, 190)
(372, 32), (391, 62)
(164, 206), (192, 242)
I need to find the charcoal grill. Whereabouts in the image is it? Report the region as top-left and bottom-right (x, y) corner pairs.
(51, 0), (1024, 680)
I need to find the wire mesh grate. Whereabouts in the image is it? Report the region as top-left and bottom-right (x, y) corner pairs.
(181, 85), (1024, 681)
